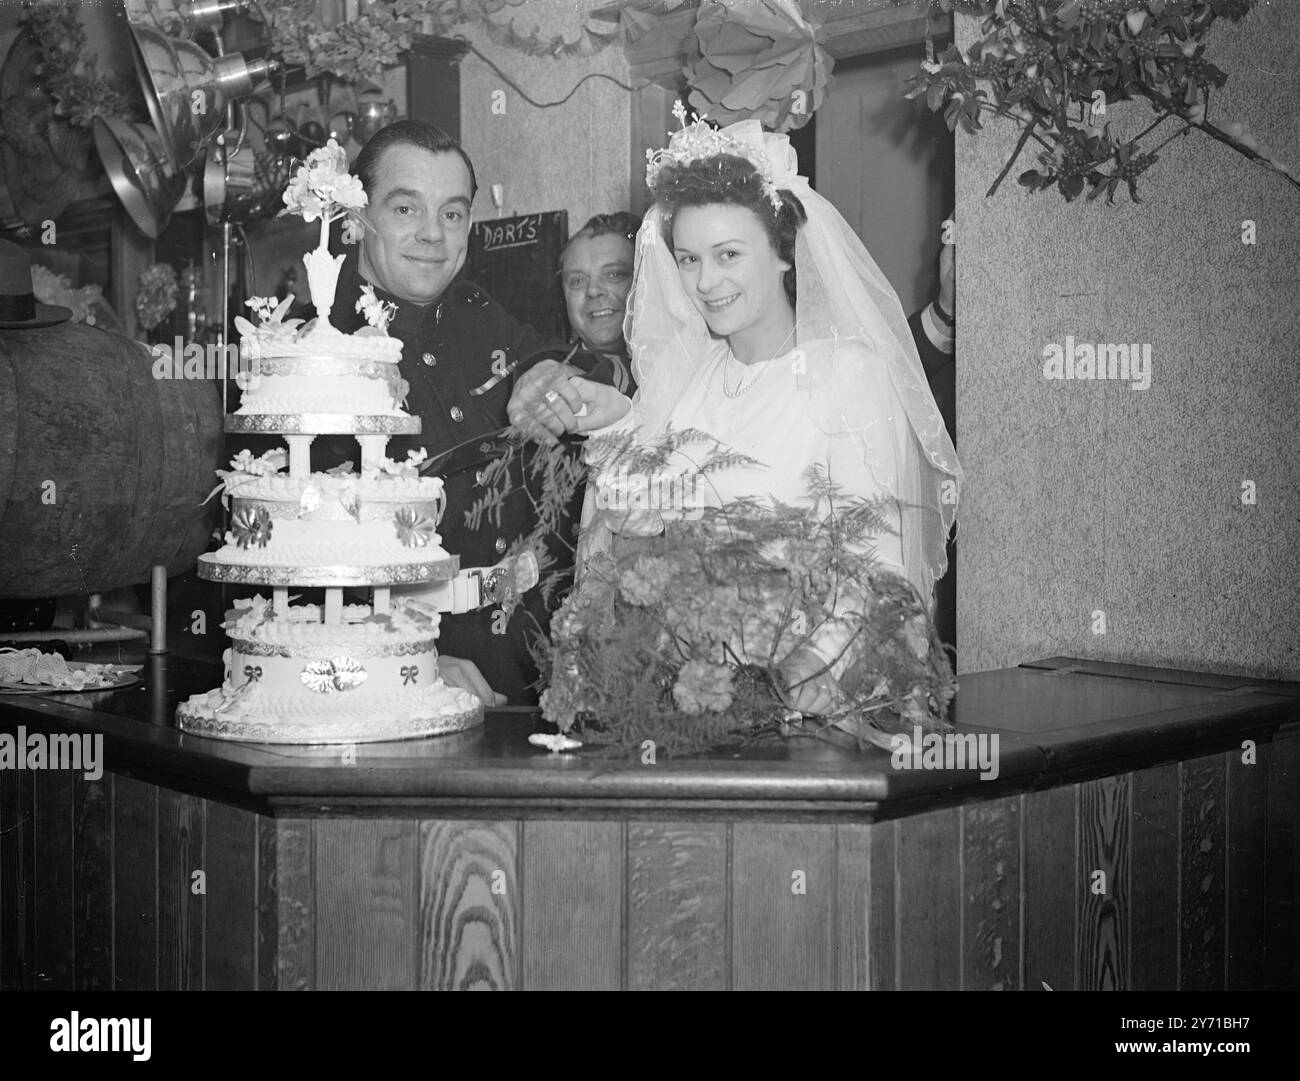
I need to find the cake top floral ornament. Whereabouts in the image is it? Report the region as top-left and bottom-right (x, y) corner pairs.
(683, 0), (834, 132)
(280, 138), (367, 325)
(911, 0), (1298, 203)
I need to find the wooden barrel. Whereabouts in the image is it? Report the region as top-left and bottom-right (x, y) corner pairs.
(0, 321), (223, 599)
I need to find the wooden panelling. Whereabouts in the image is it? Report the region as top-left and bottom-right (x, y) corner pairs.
(32, 769), (75, 989)
(962, 796), (1020, 990)
(204, 800), (258, 990)
(731, 823), (836, 990)
(418, 821), (518, 991)
(1264, 731), (1299, 990)
(1130, 762), (1180, 990)
(157, 789), (205, 991)
(315, 819), (417, 991)
(1077, 775), (1130, 990)
(520, 820), (623, 991)
(867, 819), (897, 991)
(112, 775), (157, 991)
(895, 808), (961, 990)
(271, 819), (314, 992)
(627, 822), (727, 991)
(1022, 785), (1076, 991)
(7, 734), (1298, 991)
(0, 767), (30, 989)
(1180, 754), (1227, 990)
(73, 773), (113, 991)
(1226, 742), (1267, 990)
(835, 823), (872, 991)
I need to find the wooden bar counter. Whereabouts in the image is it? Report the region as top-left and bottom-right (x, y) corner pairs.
(1, 650), (1297, 991)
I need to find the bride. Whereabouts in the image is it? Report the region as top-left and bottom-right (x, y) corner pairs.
(517, 115), (961, 715)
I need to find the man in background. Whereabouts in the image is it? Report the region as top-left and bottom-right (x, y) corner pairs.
(910, 223), (956, 658)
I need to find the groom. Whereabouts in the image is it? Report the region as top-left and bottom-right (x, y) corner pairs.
(326, 120), (564, 706)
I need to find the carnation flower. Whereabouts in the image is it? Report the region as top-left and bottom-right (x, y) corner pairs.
(617, 556), (675, 606)
(672, 659), (734, 715)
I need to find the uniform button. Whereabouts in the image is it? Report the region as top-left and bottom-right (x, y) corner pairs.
(495, 537), (508, 554)
(422, 352), (436, 366)
(450, 406), (464, 422)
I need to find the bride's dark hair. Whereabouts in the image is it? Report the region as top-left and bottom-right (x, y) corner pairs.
(653, 154), (807, 306)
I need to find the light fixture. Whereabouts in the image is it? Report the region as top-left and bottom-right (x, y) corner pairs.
(127, 20), (277, 172)
(203, 133), (289, 225)
(91, 116), (189, 239)
(177, 0), (247, 30)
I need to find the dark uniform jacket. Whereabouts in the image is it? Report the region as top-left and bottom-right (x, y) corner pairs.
(327, 252), (624, 705)
(909, 302), (956, 661)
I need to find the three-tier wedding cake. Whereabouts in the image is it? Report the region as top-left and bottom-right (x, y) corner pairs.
(177, 140), (483, 743)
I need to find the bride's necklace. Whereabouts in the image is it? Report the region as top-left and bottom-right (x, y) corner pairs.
(723, 323), (797, 399)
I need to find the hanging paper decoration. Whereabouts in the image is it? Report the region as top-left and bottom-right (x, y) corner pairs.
(682, 0), (834, 133)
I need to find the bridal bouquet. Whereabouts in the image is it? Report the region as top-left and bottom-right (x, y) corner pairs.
(470, 428), (957, 757)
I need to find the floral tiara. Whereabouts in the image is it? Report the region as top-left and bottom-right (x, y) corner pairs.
(646, 102), (783, 209)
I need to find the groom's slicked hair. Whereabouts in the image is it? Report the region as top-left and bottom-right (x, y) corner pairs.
(352, 119), (478, 202)
(653, 154), (806, 306)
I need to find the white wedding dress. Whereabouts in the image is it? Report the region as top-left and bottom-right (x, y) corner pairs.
(579, 333), (912, 676)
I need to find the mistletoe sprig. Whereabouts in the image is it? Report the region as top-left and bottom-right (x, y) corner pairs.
(912, 0), (1297, 203)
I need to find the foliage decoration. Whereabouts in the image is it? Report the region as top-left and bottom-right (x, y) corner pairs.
(911, 0), (1298, 202)
(254, 0), (623, 85)
(467, 426), (957, 759)
(18, 0), (141, 128)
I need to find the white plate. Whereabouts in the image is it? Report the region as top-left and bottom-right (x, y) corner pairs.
(0, 661), (142, 695)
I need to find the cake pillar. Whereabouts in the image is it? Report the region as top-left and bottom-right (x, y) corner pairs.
(286, 435), (315, 480)
(273, 588), (289, 615)
(324, 587), (343, 625)
(373, 587), (390, 615)
(357, 434), (388, 472)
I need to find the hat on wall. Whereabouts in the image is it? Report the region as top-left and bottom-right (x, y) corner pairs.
(0, 239), (72, 328)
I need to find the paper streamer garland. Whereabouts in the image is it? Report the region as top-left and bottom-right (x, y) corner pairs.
(683, 0), (834, 133)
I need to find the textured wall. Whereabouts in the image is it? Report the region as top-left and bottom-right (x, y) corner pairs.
(955, 5), (1300, 680)
(458, 1), (632, 233)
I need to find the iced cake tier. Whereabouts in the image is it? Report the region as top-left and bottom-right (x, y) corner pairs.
(232, 323), (418, 434)
(175, 598), (482, 743)
(199, 471), (456, 587)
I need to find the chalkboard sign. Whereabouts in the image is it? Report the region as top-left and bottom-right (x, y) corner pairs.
(465, 211), (568, 342)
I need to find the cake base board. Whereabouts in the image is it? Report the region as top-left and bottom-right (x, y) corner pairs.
(225, 413), (421, 435)
(175, 698), (484, 745)
(196, 553), (460, 587)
